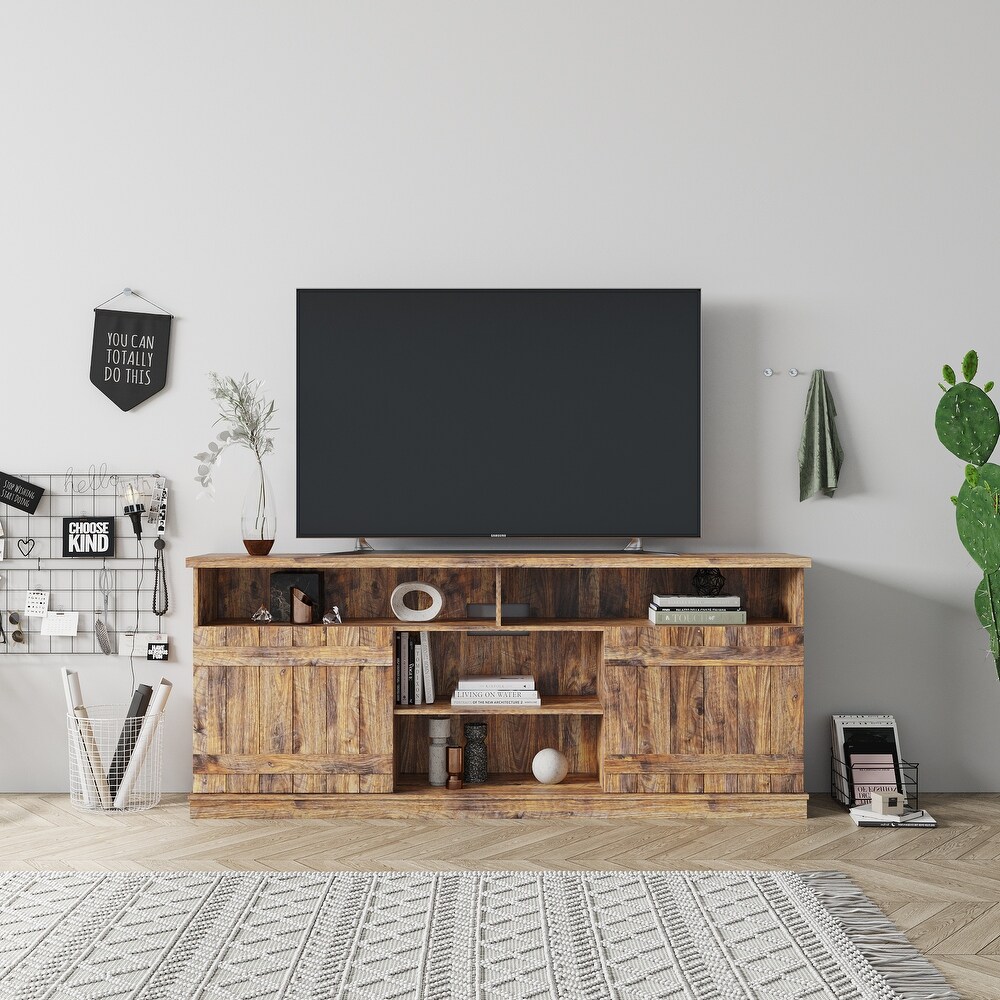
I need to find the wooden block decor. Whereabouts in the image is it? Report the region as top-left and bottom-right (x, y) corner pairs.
(187, 553), (809, 818)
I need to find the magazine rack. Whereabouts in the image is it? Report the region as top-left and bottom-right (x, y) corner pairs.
(830, 753), (919, 810)
(67, 704), (163, 812)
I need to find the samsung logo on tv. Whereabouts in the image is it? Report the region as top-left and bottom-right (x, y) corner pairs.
(491, 534), (507, 538)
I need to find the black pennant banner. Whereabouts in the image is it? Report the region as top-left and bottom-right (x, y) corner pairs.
(90, 308), (172, 411)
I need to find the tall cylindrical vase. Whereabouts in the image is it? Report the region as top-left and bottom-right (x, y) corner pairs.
(242, 459), (276, 555)
(463, 722), (488, 784)
(428, 717), (450, 787)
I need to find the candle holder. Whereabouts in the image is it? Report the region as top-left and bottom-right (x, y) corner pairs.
(446, 745), (464, 790)
(428, 717), (449, 787)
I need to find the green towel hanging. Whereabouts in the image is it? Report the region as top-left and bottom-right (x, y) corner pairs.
(799, 369), (844, 500)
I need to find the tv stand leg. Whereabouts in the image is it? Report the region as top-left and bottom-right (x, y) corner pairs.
(623, 536), (643, 552)
(354, 536), (375, 553)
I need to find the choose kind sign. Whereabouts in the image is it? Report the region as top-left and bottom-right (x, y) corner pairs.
(90, 307), (172, 410)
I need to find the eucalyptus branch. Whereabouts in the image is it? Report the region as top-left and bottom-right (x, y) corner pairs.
(195, 372), (278, 496)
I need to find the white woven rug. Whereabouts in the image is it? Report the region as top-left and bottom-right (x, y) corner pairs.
(0, 870), (958, 1000)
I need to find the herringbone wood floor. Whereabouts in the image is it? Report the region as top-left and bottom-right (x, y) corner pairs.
(1, 793), (997, 999)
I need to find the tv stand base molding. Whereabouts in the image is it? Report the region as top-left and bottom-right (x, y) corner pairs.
(187, 552), (810, 820)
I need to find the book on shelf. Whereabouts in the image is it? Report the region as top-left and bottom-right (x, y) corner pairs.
(648, 608), (747, 625)
(849, 806), (936, 828)
(451, 689), (542, 706)
(407, 632), (416, 705)
(113, 677), (172, 809)
(395, 632), (402, 705)
(649, 605), (743, 612)
(420, 630), (435, 703)
(397, 631), (417, 705)
(107, 683), (154, 800)
(457, 675), (535, 691)
(651, 594), (742, 609)
(414, 642), (424, 705)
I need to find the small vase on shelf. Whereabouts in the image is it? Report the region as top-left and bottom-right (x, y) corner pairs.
(463, 722), (488, 784)
(242, 460), (276, 555)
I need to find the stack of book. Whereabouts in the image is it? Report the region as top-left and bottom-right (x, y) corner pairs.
(849, 805), (937, 828)
(450, 675), (541, 708)
(648, 593), (746, 625)
(395, 630), (436, 705)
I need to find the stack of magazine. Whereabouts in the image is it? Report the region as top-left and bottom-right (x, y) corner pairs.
(849, 804), (936, 828)
(648, 594), (747, 625)
(61, 668), (172, 810)
(450, 675), (541, 708)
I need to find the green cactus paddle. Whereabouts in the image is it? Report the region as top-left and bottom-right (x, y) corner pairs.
(936, 351), (1000, 677)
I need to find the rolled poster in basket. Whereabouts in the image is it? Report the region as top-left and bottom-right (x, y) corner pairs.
(61, 668), (111, 809)
(112, 678), (171, 809)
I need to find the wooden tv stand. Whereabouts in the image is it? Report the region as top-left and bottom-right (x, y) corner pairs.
(186, 552), (810, 819)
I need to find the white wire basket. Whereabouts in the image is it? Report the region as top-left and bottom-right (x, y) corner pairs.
(67, 703), (163, 812)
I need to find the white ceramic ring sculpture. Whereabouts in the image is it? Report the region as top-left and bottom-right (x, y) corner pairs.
(390, 582), (444, 622)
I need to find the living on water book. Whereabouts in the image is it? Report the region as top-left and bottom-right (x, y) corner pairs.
(107, 684), (154, 799)
(457, 675), (535, 690)
(648, 608), (747, 625)
(451, 689), (542, 705)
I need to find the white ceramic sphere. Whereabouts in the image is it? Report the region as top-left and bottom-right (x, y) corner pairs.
(531, 748), (569, 784)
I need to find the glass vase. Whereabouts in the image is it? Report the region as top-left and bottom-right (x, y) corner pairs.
(242, 460), (276, 555)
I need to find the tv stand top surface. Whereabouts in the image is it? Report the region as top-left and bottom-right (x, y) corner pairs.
(186, 552), (812, 570)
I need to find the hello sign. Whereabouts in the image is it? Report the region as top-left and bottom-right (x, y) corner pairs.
(90, 307), (172, 411)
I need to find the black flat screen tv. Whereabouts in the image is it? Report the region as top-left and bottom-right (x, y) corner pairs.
(297, 289), (701, 539)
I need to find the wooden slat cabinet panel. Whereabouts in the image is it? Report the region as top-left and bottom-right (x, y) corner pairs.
(192, 625), (394, 794)
(601, 624), (804, 794)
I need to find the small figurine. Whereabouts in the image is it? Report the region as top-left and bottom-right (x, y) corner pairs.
(322, 605), (343, 625)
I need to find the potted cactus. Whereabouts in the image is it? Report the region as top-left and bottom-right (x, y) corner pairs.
(935, 350), (1000, 678)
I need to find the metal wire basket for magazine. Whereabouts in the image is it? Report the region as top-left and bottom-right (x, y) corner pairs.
(830, 752), (919, 810)
(67, 703), (163, 812)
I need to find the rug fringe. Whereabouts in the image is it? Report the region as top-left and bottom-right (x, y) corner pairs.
(798, 871), (961, 1000)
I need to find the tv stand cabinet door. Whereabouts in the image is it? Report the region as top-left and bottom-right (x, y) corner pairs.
(192, 625), (395, 795)
(599, 625), (804, 795)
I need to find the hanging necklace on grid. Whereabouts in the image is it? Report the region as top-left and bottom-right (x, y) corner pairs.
(152, 538), (168, 618)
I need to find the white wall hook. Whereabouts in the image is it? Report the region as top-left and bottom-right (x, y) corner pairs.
(763, 368), (774, 377)
(788, 368), (799, 377)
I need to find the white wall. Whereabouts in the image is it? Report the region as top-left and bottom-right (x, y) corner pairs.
(1, 1), (997, 793)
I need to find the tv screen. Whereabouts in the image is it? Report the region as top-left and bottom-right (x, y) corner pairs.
(297, 289), (700, 538)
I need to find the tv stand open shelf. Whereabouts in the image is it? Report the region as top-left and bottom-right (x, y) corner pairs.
(187, 551), (810, 819)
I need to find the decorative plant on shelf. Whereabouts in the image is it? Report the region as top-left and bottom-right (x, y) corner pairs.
(195, 372), (278, 555)
(935, 350), (1000, 678)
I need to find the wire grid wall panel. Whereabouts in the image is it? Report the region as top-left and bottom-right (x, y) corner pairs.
(0, 470), (164, 654)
